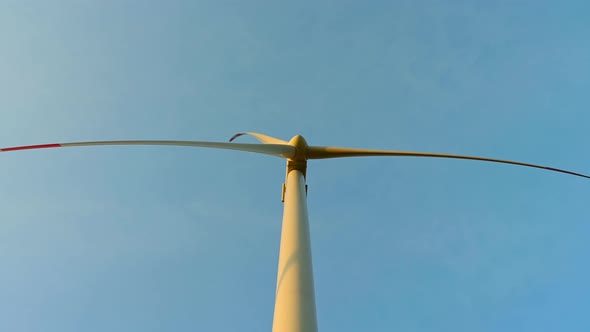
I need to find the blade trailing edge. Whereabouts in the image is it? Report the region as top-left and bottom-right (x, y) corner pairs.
(229, 132), (288, 145)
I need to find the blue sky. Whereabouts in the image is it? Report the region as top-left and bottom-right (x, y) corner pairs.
(1, 1), (589, 331)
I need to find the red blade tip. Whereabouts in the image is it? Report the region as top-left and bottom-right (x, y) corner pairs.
(0, 143), (62, 152)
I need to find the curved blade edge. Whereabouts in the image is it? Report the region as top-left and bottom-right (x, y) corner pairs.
(229, 132), (288, 145)
(307, 146), (590, 179)
(1, 140), (296, 159)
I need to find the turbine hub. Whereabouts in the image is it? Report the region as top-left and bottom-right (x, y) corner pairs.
(288, 134), (308, 161)
(286, 134), (308, 177)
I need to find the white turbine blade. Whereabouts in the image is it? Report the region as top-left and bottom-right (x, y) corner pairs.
(0, 140), (296, 159)
(229, 132), (289, 145)
(307, 146), (590, 179)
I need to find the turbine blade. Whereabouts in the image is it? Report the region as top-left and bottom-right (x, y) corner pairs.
(307, 146), (590, 179)
(1, 140), (296, 159)
(229, 132), (288, 145)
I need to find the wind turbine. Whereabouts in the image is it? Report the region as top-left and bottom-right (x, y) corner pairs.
(2, 132), (589, 332)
